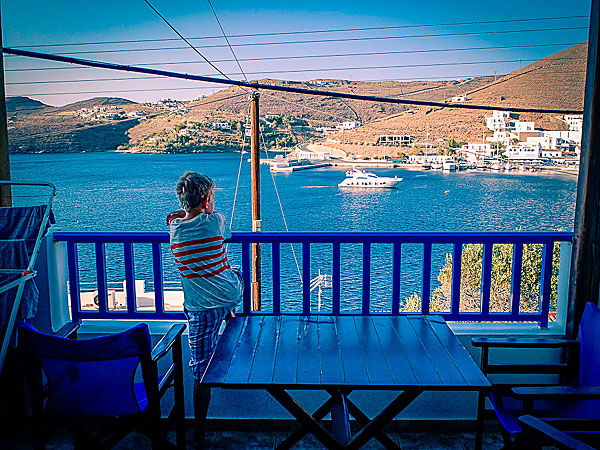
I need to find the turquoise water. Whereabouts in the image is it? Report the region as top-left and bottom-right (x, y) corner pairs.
(9, 152), (578, 310)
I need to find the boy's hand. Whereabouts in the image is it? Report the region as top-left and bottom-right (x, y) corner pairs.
(166, 209), (185, 225)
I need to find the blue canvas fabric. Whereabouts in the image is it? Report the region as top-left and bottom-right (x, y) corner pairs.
(0, 205), (55, 329)
(18, 322), (152, 418)
(491, 301), (600, 434)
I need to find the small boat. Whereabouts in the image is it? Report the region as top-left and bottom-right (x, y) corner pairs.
(442, 160), (457, 171)
(338, 168), (403, 188)
(490, 162), (502, 171)
(431, 162), (443, 170)
(476, 164), (487, 171)
(421, 164), (432, 170)
(457, 162), (469, 171)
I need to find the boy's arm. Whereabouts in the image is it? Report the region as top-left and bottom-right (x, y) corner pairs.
(166, 209), (185, 225)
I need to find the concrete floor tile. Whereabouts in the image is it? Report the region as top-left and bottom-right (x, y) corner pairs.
(212, 431), (276, 450)
(398, 432), (464, 450)
(457, 431), (505, 450)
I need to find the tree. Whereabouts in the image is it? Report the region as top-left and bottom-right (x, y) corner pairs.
(401, 242), (561, 315)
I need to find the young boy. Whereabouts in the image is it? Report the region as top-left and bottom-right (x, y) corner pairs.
(167, 171), (243, 446)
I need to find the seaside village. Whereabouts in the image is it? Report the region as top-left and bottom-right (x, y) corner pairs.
(290, 110), (583, 172)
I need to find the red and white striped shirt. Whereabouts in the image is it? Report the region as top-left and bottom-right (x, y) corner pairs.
(169, 212), (242, 311)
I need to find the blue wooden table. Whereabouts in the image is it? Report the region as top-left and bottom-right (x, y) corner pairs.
(202, 315), (490, 450)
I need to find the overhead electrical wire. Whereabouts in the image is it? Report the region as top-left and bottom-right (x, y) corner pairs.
(4, 42), (582, 74)
(5, 26), (587, 57)
(9, 15), (589, 49)
(3, 47), (584, 114)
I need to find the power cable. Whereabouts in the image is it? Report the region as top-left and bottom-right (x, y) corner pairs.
(6, 56), (583, 93)
(143, 0), (232, 80)
(4, 42), (582, 74)
(10, 15), (589, 49)
(206, 0), (248, 82)
(6, 69), (585, 100)
(6, 26), (587, 57)
(3, 47), (584, 114)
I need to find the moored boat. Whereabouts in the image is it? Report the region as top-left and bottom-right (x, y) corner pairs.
(338, 168), (403, 188)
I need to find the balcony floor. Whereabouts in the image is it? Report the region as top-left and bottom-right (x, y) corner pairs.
(2, 420), (508, 449)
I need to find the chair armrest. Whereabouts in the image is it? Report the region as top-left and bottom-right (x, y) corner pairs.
(54, 320), (81, 338)
(512, 386), (600, 400)
(151, 324), (186, 362)
(472, 337), (579, 349)
(518, 415), (595, 450)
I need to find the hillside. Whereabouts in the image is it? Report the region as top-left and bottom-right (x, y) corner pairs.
(7, 97), (50, 115)
(7, 43), (587, 154)
(332, 43), (587, 154)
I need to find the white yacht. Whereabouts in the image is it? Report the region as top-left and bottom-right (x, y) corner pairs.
(338, 168), (403, 188)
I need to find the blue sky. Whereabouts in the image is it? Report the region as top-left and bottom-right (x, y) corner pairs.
(2, 0), (592, 105)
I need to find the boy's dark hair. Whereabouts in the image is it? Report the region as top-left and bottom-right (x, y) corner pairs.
(176, 172), (214, 211)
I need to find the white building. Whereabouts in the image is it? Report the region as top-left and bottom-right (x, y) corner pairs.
(178, 129), (192, 136)
(295, 150), (330, 160)
(212, 122), (231, 130)
(376, 135), (416, 146)
(504, 143), (542, 160)
(514, 121), (535, 132)
(526, 135), (560, 150)
(544, 130), (582, 145)
(564, 114), (583, 131)
(336, 121), (361, 130)
(451, 95), (468, 102)
(485, 111), (512, 131)
(460, 143), (494, 162)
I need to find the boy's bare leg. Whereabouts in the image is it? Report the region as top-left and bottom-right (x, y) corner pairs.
(193, 379), (211, 448)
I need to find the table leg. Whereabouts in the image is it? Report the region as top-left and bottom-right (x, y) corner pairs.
(277, 396), (335, 450)
(346, 389), (423, 450)
(267, 387), (344, 450)
(344, 396), (400, 449)
(331, 391), (351, 445)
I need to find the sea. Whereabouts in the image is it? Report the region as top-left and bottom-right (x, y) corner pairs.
(9, 152), (578, 311)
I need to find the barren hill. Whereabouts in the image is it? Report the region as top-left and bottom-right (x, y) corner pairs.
(334, 42), (587, 152)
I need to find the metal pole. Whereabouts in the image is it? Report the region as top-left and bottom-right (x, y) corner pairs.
(566, 0), (600, 339)
(250, 91), (261, 311)
(0, 9), (12, 207)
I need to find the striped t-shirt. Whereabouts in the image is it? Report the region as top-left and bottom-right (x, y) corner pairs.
(169, 212), (242, 311)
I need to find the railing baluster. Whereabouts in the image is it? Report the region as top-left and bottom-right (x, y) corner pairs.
(152, 243), (164, 315)
(242, 242), (251, 314)
(421, 243), (432, 314)
(392, 243), (401, 315)
(362, 243), (371, 315)
(302, 242), (311, 315)
(481, 243), (493, 316)
(95, 242), (108, 314)
(332, 242), (341, 315)
(511, 243), (524, 318)
(124, 242), (136, 314)
(451, 243), (463, 317)
(539, 242), (554, 328)
(66, 242), (81, 320)
(52, 231), (574, 322)
(272, 243), (280, 315)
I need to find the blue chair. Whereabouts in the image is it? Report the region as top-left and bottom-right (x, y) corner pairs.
(18, 321), (186, 449)
(473, 302), (600, 448)
(518, 415), (597, 450)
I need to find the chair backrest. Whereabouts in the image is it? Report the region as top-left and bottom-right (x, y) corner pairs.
(578, 302), (600, 387)
(18, 322), (152, 418)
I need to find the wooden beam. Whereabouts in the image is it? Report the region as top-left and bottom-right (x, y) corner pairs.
(250, 91), (261, 311)
(567, 0), (600, 339)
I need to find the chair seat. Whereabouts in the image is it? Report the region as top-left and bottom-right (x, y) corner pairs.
(491, 386), (600, 434)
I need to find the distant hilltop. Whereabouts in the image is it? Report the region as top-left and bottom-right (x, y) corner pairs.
(7, 43), (586, 155)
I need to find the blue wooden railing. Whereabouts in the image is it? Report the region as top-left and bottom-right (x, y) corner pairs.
(53, 231), (573, 326)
